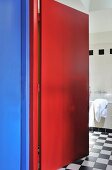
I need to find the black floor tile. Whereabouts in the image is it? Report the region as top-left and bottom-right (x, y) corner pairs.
(94, 162), (107, 169)
(106, 129), (112, 133)
(99, 137), (107, 140)
(99, 153), (110, 159)
(95, 142), (104, 146)
(79, 166), (93, 170)
(105, 140), (112, 144)
(108, 135), (112, 138)
(102, 146), (112, 151)
(92, 133), (100, 137)
(72, 159), (84, 165)
(101, 132), (108, 135)
(91, 148), (101, 153)
(85, 156), (97, 162)
(108, 160), (112, 165)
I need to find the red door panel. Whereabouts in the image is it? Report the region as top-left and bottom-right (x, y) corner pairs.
(30, 0), (38, 170)
(41, 0), (89, 170)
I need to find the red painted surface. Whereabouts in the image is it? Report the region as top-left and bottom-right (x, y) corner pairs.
(30, 0), (38, 170)
(41, 1), (89, 170)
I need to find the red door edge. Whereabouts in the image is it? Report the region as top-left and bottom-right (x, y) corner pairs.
(29, 0), (38, 170)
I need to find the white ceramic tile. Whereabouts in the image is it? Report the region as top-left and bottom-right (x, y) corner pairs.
(106, 165), (112, 170)
(82, 160), (95, 167)
(109, 133), (112, 136)
(96, 158), (108, 164)
(104, 143), (112, 148)
(93, 145), (103, 150)
(100, 134), (108, 138)
(89, 133), (93, 137)
(107, 138), (112, 141)
(89, 152), (99, 157)
(93, 168), (102, 170)
(91, 136), (99, 139)
(94, 132), (101, 135)
(96, 139), (105, 143)
(58, 168), (65, 170)
(89, 148), (91, 152)
(89, 141), (95, 145)
(100, 150), (111, 155)
(67, 164), (80, 170)
(109, 155), (112, 160)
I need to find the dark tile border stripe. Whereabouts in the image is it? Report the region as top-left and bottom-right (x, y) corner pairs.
(89, 127), (112, 133)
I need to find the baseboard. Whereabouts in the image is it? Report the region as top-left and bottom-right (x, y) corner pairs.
(89, 127), (112, 133)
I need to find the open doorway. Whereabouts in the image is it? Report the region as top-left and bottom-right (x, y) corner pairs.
(89, 1), (112, 131)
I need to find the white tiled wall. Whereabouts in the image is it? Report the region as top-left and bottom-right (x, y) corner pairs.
(89, 43), (112, 94)
(89, 33), (112, 129)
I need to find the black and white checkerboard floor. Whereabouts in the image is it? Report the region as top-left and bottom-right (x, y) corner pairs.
(59, 131), (112, 170)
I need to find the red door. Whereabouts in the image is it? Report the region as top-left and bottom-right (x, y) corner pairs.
(41, 0), (89, 170)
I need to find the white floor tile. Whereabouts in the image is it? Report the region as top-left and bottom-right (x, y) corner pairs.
(89, 148), (91, 152)
(107, 138), (112, 141)
(89, 152), (99, 157)
(96, 158), (109, 164)
(89, 141), (95, 145)
(106, 165), (112, 170)
(93, 145), (103, 150)
(109, 155), (112, 160)
(104, 143), (112, 148)
(91, 136), (99, 139)
(96, 139), (105, 143)
(109, 133), (112, 136)
(100, 150), (111, 155)
(67, 164), (81, 170)
(100, 134), (108, 138)
(89, 133), (93, 137)
(82, 160), (95, 167)
(93, 168), (102, 170)
(94, 132), (101, 135)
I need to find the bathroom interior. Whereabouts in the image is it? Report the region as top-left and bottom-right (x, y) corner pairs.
(89, 1), (112, 132)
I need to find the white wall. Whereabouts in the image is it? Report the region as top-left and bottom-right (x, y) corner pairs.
(89, 9), (112, 33)
(89, 31), (112, 130)
(89, 42), (112, 94)
(90, 0), (112, 11)
(90, 32), (112, 44)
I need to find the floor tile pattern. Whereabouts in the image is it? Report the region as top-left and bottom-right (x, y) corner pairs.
(58, 131), (112, 170)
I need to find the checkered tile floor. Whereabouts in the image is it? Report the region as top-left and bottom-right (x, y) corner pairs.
(59, 131), (112, 170)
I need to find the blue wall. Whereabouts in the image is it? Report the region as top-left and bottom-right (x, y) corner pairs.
(0, 0), (29, 170)
(21, 0), (29, 170)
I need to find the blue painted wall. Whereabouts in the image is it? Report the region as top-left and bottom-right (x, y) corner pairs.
(0, 0), (29, 170)
(21, 0), (29, 170)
